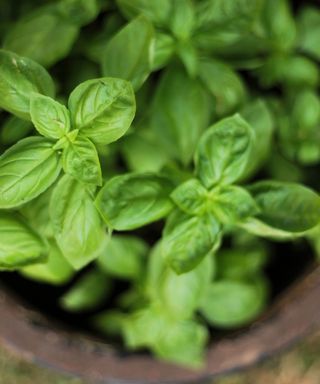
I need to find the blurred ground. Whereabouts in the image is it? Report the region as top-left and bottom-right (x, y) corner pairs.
(1, 331), (320, 384)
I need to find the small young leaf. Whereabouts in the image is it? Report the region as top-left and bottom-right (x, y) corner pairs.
(102, 16), (154, 90)
(97, 235), (149, 280)
(60, 269), (111, 313)
(62, 135), (102, 186)
(249, 181), (320, 232)
(170, 178), (208, 215)
(30, 94), (70, 139)
(50, 175), (106, 269)
(68, 77), (136, 145)
(162, 211), (221, 274)
(200, 279), (267, 328)
(0, 212), (46, 269)
(0, 137), (62, 209)
(21, 240), (74, 285)
(95, 173), (174, 230)
(211, 185), (259, 224)
(0, 49), (55, 120)
(195, 114), (255, 189)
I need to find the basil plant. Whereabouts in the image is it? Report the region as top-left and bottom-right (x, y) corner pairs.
(1, 0), (320, 368)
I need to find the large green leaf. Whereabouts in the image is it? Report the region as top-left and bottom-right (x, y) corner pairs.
(162, 210), (221, 274)
(95, 173), (174, 230)
(0, 50), (55, 120)
(151, 65), (210, 165)
(0, 212), (46, 269)
(3, 5), (79, 68)
(249, 181), (320, 232)
(68, 77), (136, 145)
(0, 137), (61, 209)
(195, 114), (255, 188)
(50, 175), (106, 269)
(102, 16), (154, 90)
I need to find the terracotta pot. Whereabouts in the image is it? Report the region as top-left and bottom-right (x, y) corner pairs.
(0, 264), (320, 384)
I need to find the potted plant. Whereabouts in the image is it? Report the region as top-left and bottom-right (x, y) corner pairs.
(0, 0), (320, 382)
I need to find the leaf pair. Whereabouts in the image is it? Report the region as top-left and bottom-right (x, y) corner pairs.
(0, 50), (136, 209)
(163, 114), (258, 273)
(164, 114), (320, 274)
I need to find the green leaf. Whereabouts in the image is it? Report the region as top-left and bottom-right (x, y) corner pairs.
(239, 217), (299, 240)
(116, 0), (171, 26)
(257, 55), (319, 89)
(151, 65), (210, 165)
(194, 0), (263, 51)
(3, 6), (79, 68)
(249, 181), (320, 233)
(199, 59), (246, 116)
(297, 6), (320, 61)
(62, 135), (102, 186)
(195, 114), (255, 189)
(95, 173), (174, 230)
(123, 306), (167, 349)
(58, 0), (99, 26)
(240, 100), (274, 178)
(169, 0), (195, 41)
(92, 310), (125, 337)
(50, 175), (106, 269)
(20, 184), (55, 239)
(211, 185), (259, 224)
(195, 0), (263, 31)
(261, 0), (296, 52)
(60, 269), (111, 313)
(152, 32), (175, 71)
(160, 255), (214, 319)
(68, 77), (136, 145)
(97, 235), (149, 280)
(0, 212), (46, 269)
(171, 178), (208, 215)
(0, 137), (62, 209)
(102, 16), (154, 91)
(123, 306), (208, 367)
(162, 211), (221, 274)
(21, 240), (74, 285)
(0, 49), (55, 120)
(30, 94), (70, 139)
(1, 116), (33, 145)
(176, 41), (199, 77)
(154, 319), (208, 368)
(121, 131), (168, 172)
(200, 279), (267, 328)
(217, 245), (268, 280)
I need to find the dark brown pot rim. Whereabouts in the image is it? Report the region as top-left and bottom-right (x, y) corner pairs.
(1, 264), (320, 384)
